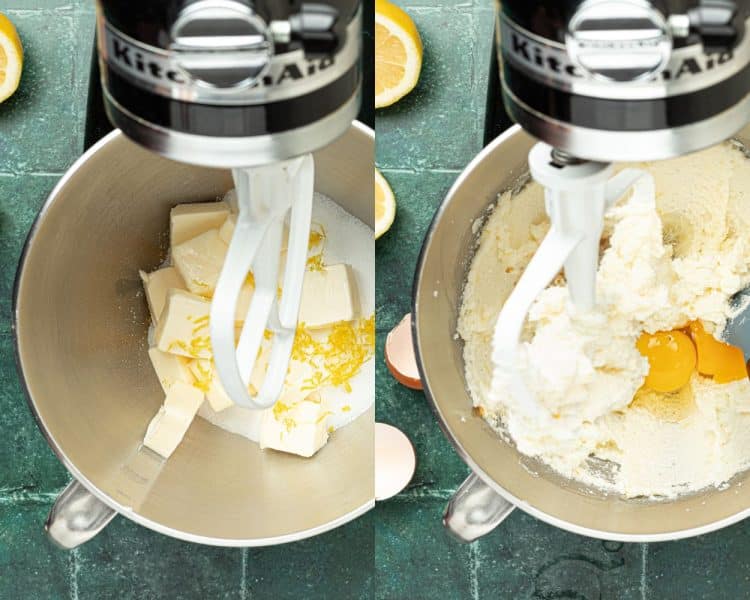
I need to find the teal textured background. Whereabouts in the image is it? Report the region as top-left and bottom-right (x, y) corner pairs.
(0, 2), (372, 598)
(374, 1), (750, 599)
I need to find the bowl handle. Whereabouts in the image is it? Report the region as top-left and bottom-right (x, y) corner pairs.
(45, 480), (117, 549)
(443, 472), (515, 543)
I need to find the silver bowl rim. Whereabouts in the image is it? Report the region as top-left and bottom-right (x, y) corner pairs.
(12, 123), (375, 547)
(411, 124), (750, 542)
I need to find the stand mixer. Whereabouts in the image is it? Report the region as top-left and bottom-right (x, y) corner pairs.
(94, 0), (362, 409)
(490, 0), (750, 420)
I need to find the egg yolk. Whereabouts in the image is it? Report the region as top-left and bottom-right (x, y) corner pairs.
(636, 330), (696, 392)
(687, 320), (747, 384)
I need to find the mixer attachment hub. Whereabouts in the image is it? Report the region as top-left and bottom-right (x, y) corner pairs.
(170, 0), (275, 89)
(498, 0), (750, 162)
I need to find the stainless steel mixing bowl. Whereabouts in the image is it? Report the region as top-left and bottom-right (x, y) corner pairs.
(14, 124), (374, 548)
(413, 124), (750, 542)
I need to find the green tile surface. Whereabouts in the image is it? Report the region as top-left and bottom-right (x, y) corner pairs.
(375, 497), (473, 599)
(376, 335), (468, 493)
(375, 4), (492, 172)
(246, 511), (374, 599)
(77, 517), (242, 600)
(475, 512), (643, 599)
(0, 333), (70, 493)
(375, 1), (750, 599)
(0, 175), (58, 334)
(0, 9), (83, 173)
(647, 521), (750, 598)
(0, 498), (72, 599)
(375, 170), (457, 332)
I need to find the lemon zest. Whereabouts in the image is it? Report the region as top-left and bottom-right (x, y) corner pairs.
(168, 335), (212, 358)
(273, 401), (291, 420)
(191, 315), (210, 335)
(192, 360), (212, 392)
(290, 314), (375, 393)
(308, 224), (327, 249)
(306, 253), (325, 271)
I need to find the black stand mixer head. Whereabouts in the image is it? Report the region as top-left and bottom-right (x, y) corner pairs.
(496, 0), (750, 161)
(93, 0), (362, 167)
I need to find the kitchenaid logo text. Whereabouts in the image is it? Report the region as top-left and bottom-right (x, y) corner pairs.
(501, 17), (737, 92)
(507, 30), (732, 80)
(110, 38), (334, 88)
(109, 37), (335, 89)
(98, 14), (359, 104)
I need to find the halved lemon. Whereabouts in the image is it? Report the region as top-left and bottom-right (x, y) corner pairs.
(375, 0), (422, 108)
(375, 168), (396, 239)
(0, 13), (22, 103)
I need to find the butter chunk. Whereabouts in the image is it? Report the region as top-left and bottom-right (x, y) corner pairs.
(155, 289), (212, 359)
(188, 345), (269, 412)
(170, 201), (229, 247)
(148, 347), (195, 393)
(299, 264), (357, 329)
(172, 229), (228, 296)
(219, 213), (237, 245)
(188, 359), (233, 412)
(139, 267), (186, 324)
(283, 357), (319, 404)
(259, 392), (330, 458)
(143, 381), (204, 458)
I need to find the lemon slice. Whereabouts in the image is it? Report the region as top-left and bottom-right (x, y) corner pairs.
(375, 168), (396, 239)
(0, 13), (22, 103)
(375, 0), (422, 108)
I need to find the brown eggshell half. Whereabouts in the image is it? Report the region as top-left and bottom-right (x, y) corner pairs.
(385, 313), (423, 390)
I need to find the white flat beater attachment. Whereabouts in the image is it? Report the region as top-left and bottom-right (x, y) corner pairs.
(210, 155), (315, 410)
(490, 142), (651, 419)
